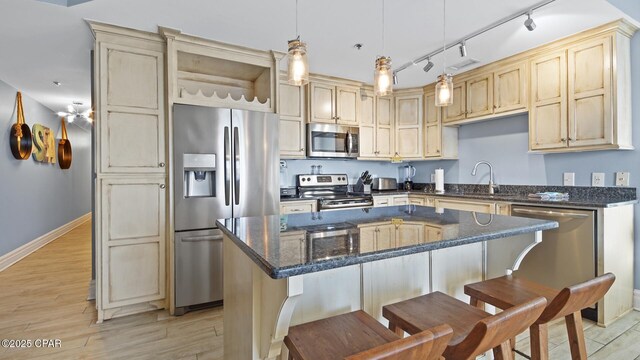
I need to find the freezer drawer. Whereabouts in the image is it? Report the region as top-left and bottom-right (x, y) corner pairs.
(175, 229), (223, 309)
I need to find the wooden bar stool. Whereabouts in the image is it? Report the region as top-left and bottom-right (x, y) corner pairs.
(382, 291), (546, 360)
(464, 273), (615, 360)
(284, 310), (453, 360)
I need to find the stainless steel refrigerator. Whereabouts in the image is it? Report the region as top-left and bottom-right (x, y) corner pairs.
(173, 105), (279, 314)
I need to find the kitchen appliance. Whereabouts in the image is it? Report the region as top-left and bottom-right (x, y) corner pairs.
(297, 174), (373, 211)
(280, 187), (298, 198)
(173, 104), (279, 314)
(373, 177), (398, 191)
(307, 123), (359, 158)
(305, 223), (359, 261)
(510, 205), (597, 320)
(402, 165), (416, 190)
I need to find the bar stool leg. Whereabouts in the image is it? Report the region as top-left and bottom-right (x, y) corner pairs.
(566, 311), (588, 359)
(469, 296), (484, 309)
(493, 341), (514, 360)
(530, 323), (549, 360)
(388, 322), (404, 338)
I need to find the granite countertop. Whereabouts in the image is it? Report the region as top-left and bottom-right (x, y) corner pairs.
(216, 206), (558, 279)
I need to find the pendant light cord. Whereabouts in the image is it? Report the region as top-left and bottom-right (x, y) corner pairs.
(296, 0), (299, 38)
(442, 0), (446, 73)
(382, 0), (385, 55)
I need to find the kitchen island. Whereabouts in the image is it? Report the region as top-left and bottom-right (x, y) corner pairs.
(217, 206), (557, 360)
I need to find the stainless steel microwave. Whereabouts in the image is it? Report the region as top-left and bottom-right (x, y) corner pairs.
(307, 123), (359, 158)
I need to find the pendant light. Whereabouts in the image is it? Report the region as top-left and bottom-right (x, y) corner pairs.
(287, 0), (309, 86)
(374, 0), (393, 96)
(435, 0), (453, 107)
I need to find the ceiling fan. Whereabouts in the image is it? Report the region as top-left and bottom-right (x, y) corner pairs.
(57, 102), (92, 123)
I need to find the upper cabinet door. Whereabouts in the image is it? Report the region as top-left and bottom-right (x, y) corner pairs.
(376, 96), (394, 158)
(279, 81), (306, 158)
(309, 83), (336, 123)
(359, 91), (376, 158)
(395, 94), (423, 159)
(279, 82), (306, 120)
(100, 42), (165, 173)
(466, 73), (494, 118)
(568, 36), (612, 147)
(336, 86), (359, 125)
(529, 50), (568, 150)
(424, 91), (441, 158)
(494, 62), (527, 114)
(442, 82), (467, 123)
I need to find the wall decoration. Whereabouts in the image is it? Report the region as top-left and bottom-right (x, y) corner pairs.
(32, 123), (56, 164)
(9, 92), (33, 160)
(57, 118), (72, 169)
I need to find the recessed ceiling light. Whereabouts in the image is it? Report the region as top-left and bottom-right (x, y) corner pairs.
(353, 43), (364, 50)
(53, 81), (62, 86)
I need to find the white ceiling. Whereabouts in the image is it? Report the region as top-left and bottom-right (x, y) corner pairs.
(0, 0), (636, 113)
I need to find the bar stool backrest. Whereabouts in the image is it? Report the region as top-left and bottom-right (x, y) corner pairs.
(345, 324), (453, 360)
(538, 273), (615, 324)
(444, 297), (547, 360)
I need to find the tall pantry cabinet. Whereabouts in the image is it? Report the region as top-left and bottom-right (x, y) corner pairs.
(90, 22), (167, 322)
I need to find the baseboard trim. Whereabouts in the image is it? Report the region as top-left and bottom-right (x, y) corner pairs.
(0, 212), (91, 272)
(87, 279), (96, 301)
(634, 289), (640, 311)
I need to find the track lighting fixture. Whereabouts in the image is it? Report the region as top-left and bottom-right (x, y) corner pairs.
(423, 58), (434, 73)
(524, 12), (536, 31)
(392, 72), (398, 85)
(459, 42), (467, 57)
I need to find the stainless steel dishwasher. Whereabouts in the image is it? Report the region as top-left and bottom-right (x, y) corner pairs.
(510, 205), (597, 320)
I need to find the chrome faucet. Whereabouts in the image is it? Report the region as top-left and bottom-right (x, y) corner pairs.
(471, 161), (495, 194)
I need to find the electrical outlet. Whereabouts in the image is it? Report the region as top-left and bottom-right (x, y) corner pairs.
(279, 160), (287, 169)
(615, 172), (630, 187)
(591, 173), (605, 187)
(563, 172), (575, 186)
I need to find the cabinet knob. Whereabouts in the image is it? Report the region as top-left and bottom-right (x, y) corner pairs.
(300, 148), (305, 152)
(568, 137), (573, 141)
(159, 162), (165, 168)
(436, 150), (440, 153)
(560, 138), (566, 142)
(160, 184), (166, 189)
(336, 116), (341, 120)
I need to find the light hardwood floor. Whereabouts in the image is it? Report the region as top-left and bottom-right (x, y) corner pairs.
(1, 220), (638, 359)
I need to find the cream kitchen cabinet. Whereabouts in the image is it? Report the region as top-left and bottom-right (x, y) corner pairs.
(393, 196), (409, 206)
(431, 242), (483, 302)
(373, 196), (392, 208)
(309, 82), (359, 125)
(396, 222), (425, 247)
(442, 82), (467, 123)
(408, 195), (426, 206)
(91, 22), (168, 322)
(359, 92), (394, 159)
(394, 92), (423, 159)
(280, 200), (317, 215)
(433, 198), (496, 214)
(359, 223), (396, 252)
(494, 62), (528, 114)
(424, 90), (458, 159)
(466, 73), (494, 118)
(530, 30), (634, 152)
(100, 177), (166, 317)
(279, 79), (307, 158)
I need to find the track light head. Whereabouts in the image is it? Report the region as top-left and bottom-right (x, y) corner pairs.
(459, 42), (467, 57)
(524, 13), (536, 31)
(423, 59), (434, 73)
(392, 73), (398, 85)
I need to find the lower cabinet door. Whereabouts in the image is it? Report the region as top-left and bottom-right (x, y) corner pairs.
(431, 243), (483, 302)
(100, 177), (166, 311)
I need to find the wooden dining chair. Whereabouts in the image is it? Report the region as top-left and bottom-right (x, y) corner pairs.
(284, 310), (453, 360)
(382, 291), (547, 360)
(464, 273), (616, 360)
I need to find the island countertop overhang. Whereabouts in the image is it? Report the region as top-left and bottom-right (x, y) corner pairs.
(216, 206), (558, 279)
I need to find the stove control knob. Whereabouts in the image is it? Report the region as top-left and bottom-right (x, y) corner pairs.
(307, 177), (311, 182)
(301, 178), (305, 182)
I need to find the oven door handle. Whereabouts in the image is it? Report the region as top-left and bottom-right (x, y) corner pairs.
(512, 208), (589, 219)
(321, 201), (373, 210)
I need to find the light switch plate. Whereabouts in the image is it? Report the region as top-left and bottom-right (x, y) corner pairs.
(615, 172), (630, 187)
(563, 172), (575, 186)
(592, 173), (605, 187)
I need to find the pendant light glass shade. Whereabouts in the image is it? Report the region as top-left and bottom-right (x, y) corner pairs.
(374, 56), (393, 96)
(435, 74), (454, 106)
(287, 38), (309, 86)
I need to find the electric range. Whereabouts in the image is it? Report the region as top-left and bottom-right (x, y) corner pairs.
(296, 174), (374, 211)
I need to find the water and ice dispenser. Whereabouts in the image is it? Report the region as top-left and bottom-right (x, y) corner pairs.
(183, 154), (216, 198)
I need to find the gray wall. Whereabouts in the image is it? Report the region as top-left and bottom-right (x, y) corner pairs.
(0, 79), (91, 256)
(414, 30), (640, 289)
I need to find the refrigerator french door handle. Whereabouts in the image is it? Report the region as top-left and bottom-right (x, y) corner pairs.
(233, 126), (240, 205)
(224, 126), (231, 206)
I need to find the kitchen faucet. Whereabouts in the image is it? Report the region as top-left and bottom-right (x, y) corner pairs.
(471, 161), (496, 194)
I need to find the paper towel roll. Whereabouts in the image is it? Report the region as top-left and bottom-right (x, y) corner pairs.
(435, 168), (444, 193)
